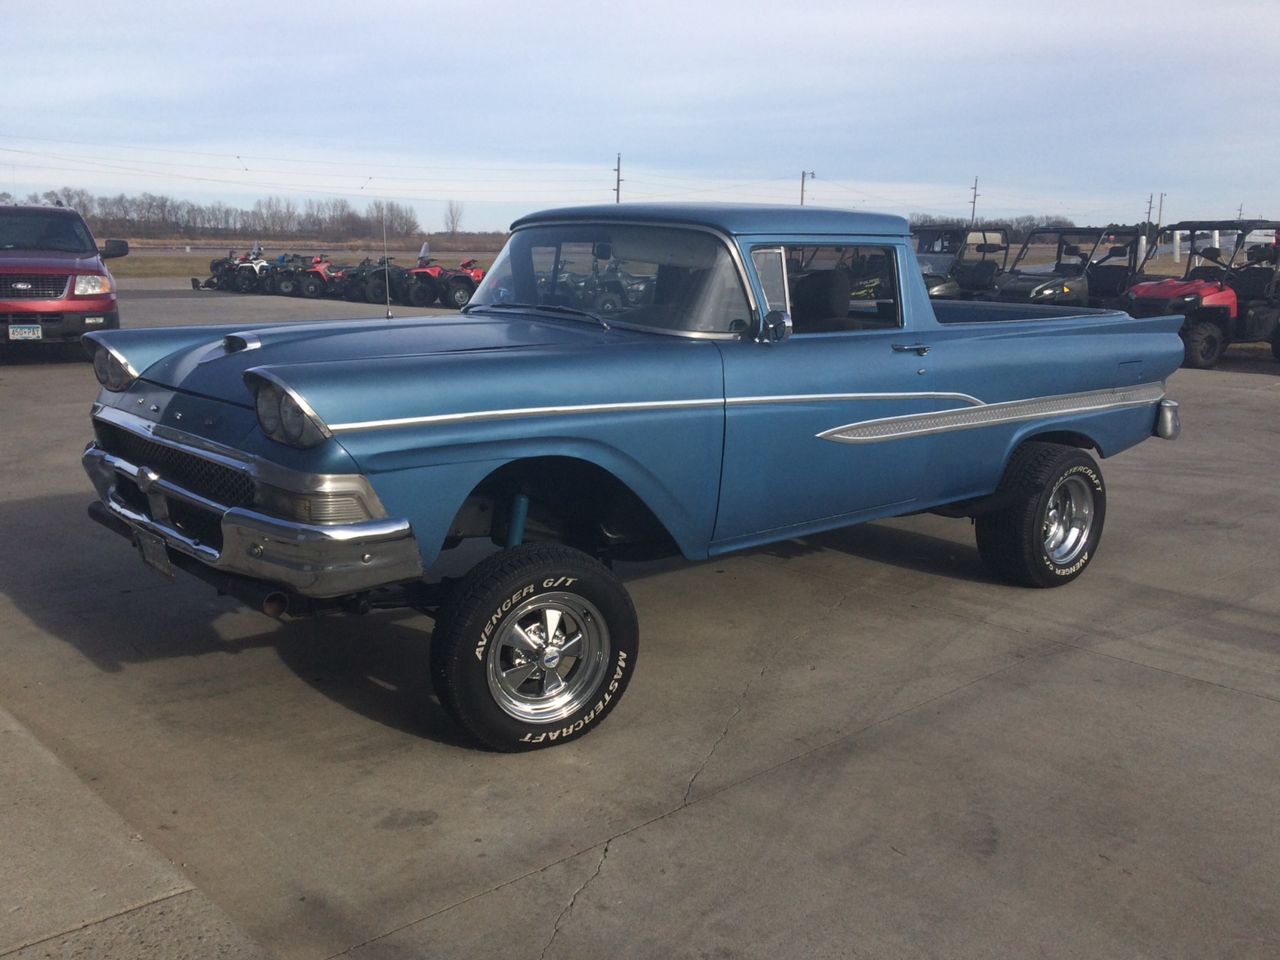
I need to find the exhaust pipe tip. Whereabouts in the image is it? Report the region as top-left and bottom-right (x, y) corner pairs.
(262, 593), (288, 619)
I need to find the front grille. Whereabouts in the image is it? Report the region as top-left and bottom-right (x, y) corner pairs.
(95, 422), (256, 509)
(3, 313), (62, 324)
(2, 275), (69, 299)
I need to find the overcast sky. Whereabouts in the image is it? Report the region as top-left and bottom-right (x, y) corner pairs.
(6, 0), (1278, 232)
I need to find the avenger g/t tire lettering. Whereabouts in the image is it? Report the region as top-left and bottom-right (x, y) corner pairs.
(975, 442), (1106, 588)
(431, 543), (638, 751)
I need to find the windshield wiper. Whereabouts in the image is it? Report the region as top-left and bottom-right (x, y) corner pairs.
(464, 301), (610, 330)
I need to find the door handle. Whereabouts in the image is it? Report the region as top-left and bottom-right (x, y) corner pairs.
(892, 343), (931, 356)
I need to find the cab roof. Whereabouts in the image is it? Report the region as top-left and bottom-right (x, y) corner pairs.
(511, 202), (908, 238)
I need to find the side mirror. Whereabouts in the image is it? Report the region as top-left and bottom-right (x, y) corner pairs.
(1109, 245), (1129, 257)
(1062, 244), (1082, 257)
(761, 309), (792, 343)
(592, 242), (613, 261)
(100, 239), (129, 259)
(975, 242), (1005, 254)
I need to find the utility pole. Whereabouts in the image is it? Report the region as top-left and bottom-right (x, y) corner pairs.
(969, 176), (980, 225)
(800, 170), (815, 205)
(613, 153), (622, 204)
(1155, 192), (1165, 229)
(1237, 203), (1244, 220)
(1145, 193), (1154, 225)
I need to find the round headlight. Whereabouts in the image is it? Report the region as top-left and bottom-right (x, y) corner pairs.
(92, 348), (111, 386)
(279, 392), (308, 444)
(256, 382), (283, 436)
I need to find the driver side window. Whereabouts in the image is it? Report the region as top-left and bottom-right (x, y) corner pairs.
(784, 245), (901, 335)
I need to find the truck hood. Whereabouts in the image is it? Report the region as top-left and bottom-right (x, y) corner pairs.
(0, 248), (105, 272)
(123, 313), (623, 406)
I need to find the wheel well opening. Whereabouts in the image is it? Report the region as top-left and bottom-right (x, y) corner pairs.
(445, 457), (678, 561)
(1022, 430), (1098, 453)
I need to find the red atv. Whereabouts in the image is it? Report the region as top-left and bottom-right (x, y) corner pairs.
(402, 256), (487, 309)
(298, 255), (345, 299)
(1126, 219), (1280, 369)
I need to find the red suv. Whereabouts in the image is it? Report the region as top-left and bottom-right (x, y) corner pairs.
(1, 205), (129, 350)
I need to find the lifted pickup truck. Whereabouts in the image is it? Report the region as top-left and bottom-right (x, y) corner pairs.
(81, 204), (1183, 750)
(1, 205), (128, 351)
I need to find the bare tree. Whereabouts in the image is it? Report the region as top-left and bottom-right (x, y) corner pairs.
(445, 200), (464, 236)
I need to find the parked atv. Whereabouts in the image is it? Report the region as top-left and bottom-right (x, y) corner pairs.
(1126, 220), (1280, 368)
(912, 226), (1010, 299)
(294, 256), (344, 298)
(191, 249), (254, 291)
(263, 253), (310, 296)
(231, 245), (271, 293)
(362, 257), (412, 305)
(405, 256), (487, 309)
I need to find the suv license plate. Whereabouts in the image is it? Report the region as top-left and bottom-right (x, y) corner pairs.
(8, 324), (42, 341)
(135, 530), (175, 580)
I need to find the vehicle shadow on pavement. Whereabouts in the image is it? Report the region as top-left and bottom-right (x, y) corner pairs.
(797, 522), (990, 584)
(0, 493), (469, 747)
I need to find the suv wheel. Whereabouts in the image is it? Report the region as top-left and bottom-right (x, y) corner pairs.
(431, 543), (638, 750)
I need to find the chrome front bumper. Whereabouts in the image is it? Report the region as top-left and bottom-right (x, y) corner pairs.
(83, 444), (423, 598)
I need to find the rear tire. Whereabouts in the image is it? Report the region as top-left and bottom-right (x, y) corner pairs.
(235, 269), (258, 293)
(1182, 320), (1224, 369)
(301, 276), (324, 298)
(975, 442), (1106, 588)
(431, 543), (638, 751)
(366, 275), (388, 303)
(276, 274), (298, 297)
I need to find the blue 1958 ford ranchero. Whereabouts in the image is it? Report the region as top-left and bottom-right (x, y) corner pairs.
(82, 204), (1183, 750)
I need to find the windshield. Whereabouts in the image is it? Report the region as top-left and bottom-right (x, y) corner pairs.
(469, 223), (751, 336)
(1012, 232), (1097, 276)
(0, 209), (97, 254)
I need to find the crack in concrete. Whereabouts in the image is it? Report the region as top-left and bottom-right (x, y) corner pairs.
(682, 631), (802, 807)
(327, 645), (1069, 960)
(537, 840), (611, 960)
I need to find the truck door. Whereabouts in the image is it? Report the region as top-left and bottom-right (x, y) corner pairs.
(711, 241), (958, 551)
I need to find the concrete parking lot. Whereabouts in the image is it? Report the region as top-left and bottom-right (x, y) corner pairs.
(2, 281), (1278, 959)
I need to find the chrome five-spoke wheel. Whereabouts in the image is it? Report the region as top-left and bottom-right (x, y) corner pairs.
(486, 594), (610, 723)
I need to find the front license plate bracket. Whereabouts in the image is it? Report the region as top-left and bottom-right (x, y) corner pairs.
(134, 529), (175, 580)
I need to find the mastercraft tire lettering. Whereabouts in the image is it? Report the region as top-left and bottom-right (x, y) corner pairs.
(430, 543), (638, 751)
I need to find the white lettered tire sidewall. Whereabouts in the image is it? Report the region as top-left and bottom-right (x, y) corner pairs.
(1034, 455), (1106, 584)
(432, 544), (638, 751)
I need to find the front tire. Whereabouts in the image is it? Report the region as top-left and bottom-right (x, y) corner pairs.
(431, 543), (638, 751)
(1182, 320), (1224, 369)
(975, 442), (1106, 588)
(300, 276), (324, 298)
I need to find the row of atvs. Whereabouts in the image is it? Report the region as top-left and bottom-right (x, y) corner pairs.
(192, 247), (486, 308)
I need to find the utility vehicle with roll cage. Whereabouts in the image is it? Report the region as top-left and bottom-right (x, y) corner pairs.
(81, 203), (1184, 751)
(981, 226), (1149, 308)
(911, 225), (1010, 300)
(1125, 220), (1280, 368)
